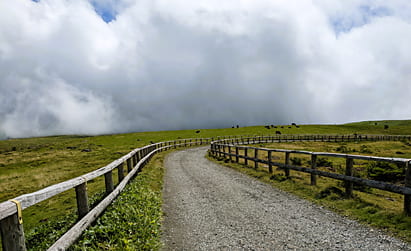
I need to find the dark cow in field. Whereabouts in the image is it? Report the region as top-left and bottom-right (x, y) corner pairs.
(276, 131), (281, 135)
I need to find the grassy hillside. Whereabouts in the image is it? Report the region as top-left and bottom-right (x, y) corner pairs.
(0, 120), (410, 249)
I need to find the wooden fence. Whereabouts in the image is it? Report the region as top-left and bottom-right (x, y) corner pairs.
(210, 134), (411, 216)
(0, 137), (218, 251)
(2, 134), (411, 250)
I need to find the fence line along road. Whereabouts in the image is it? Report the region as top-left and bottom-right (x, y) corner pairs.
(210, 134), (411, 216)
(1, 133), (410, 250)
(0, 137), (219, 251)
(0, 134), (291, 251)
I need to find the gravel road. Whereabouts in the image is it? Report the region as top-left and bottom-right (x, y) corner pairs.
(161, 147), (411, 250)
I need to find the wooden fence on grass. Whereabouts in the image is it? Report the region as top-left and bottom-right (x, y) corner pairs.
(0, 137), (217, 251)
(2, 133), (411, 250)
(210, 134), (411, 216)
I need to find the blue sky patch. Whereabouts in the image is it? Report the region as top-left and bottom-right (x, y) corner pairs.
(331, 5), (392, 35)
(90, 1), (117, 23)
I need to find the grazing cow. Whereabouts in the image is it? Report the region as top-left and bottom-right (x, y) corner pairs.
(291, 123), (297, 126)
(196, 130), (200, 133)
(265, 125), (270, 129)
(276, 131), (281, 135)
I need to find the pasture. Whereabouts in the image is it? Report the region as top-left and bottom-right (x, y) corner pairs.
(1, 120), (411, 249)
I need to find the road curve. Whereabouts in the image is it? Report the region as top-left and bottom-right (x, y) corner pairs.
(161, 147), (410, 250)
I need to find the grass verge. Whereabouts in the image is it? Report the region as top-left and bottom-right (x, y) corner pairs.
(68, 151), (165, 250)
(23, 151), (165, 250)
(207, 142), (411, 243)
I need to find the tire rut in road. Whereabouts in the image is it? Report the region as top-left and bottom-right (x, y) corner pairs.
(161, 147), (410, 250)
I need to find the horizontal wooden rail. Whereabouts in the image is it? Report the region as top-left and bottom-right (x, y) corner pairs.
(210, 134), (411, 216)
(0, 136), (220, 251)
(2, 133), (411, 250)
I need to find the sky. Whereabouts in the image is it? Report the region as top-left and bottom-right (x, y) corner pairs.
(1, 0), (411, 139)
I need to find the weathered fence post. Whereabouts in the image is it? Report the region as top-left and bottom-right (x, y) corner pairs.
(405, 161), (411, 216)
(285, 152), (290, 178)
(244, 148), (248, 166)
(268, 150), (273, 173)
(75, 182), (89, 218)
(0, 202), (27, 251)
(235, 147), (239, 163)
(104, 170), (114, 194)
(126, 158), (132, 172)
(311, 154), (317, 185)
(254, 148), (258, 169)
(345, 158), (354, 198)
(118, 163), (125, 182)
(228, 146), (233, 162)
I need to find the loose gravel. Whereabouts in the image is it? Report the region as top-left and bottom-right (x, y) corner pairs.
(161, 147), (411, 250)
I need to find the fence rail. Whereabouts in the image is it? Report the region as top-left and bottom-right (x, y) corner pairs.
(2, 133), (411, 250)
(0, 137), (218, 251)
(210, 134), (411, 216)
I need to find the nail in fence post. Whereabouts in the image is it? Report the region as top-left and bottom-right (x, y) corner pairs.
(75, 182), (89, 218)
(235, 147), (239, 163)
(254, 149), (258, 169)
(405, 161), (411, 216)
(0, 208), (27, 251)
(345, 158), (354, 198)
(244, 148), (248, 166)
(268, 150), (273, 173)
(310, 154), (317, 185)
(104, 170), (114, 194)
(285, 152), (290, 177)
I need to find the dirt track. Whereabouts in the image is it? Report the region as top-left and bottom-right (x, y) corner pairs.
(161, 147), (410, 250)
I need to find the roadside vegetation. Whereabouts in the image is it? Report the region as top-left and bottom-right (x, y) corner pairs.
(0, 119), (410, 249)
(209, 139), (411, 242)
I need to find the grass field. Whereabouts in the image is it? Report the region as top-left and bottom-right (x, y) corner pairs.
(209, 139), (411, 243)
(1, 119), (411, 249)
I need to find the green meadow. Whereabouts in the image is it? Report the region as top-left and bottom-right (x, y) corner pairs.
(1, 119), (411, 249)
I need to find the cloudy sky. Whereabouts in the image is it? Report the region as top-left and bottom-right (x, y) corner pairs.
(1, 0), (411, 138)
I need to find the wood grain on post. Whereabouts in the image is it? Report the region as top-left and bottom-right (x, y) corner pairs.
(244, 148), (248, 166)
(104, 170), (114, 194)
(126, 158), (132, 172)
(285, 152), (290, 177)
(75, 182), (89, 218)
(268, 150), (273, 173)
(235, 147), (239, 163)
(0, 212), (27, 251)
(345, 158), (354, 198)
(254, 149), (258, 169)
(311, 154), (317, 185)
(118, 163), (125, 182)
(405, 161), (411, 216)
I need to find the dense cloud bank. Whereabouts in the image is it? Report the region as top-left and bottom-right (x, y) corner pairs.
(1, 0), (411, 138)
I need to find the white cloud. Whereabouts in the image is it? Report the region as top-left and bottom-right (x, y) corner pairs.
(0, 0), (410, 138)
